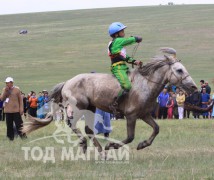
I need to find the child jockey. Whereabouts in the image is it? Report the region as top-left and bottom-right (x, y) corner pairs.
(108, 22), (143, 115)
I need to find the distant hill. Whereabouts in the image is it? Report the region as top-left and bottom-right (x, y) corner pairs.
(0, 5), (213, 92)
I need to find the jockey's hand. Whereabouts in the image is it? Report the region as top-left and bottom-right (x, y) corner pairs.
(134, 60), (143, 67)
(135, 36), (142, 43)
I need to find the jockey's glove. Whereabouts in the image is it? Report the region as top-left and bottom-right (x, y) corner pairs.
(134, 36), (143, 43)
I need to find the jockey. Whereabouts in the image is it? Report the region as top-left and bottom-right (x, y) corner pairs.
(108, 22), (143, 115)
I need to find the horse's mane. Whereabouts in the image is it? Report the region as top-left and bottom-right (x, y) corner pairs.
(139, 56), (168, 76)
(139, 47), (176, 76)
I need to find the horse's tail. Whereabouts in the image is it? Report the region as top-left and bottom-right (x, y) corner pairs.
(22, 82), (65, 135)
(22, 115), (54, 134)
(49, 82), (65, 104)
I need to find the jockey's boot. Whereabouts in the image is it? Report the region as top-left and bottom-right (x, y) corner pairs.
(109, 89), (129, 118)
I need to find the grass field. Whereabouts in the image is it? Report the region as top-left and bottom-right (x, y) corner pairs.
(0, 4), (214, 179)
(0, 119), (214, 179)
(0, 5), (213, 92)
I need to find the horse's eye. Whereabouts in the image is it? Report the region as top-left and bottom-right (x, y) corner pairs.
(176, 69), (183, 74)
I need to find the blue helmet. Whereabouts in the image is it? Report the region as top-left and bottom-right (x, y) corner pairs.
(108, 22), (127, 36)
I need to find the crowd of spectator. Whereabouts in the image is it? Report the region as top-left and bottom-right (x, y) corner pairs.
(154, 80), (213, 120)
(0, 90), (50, 121)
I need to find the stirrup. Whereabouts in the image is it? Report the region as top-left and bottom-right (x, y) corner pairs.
(109, 103), (122, 119)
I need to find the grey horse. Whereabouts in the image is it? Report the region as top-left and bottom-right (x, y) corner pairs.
(22, 48), (197, 153)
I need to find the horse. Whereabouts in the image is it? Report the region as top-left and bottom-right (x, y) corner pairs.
(22, 48), (197, 154)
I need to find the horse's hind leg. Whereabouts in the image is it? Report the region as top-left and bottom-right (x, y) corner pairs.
(137, 115), (159, 150)
(65, 104), (88, 153)
(84, 111), (103, 153)
(105, 116), (136, 150)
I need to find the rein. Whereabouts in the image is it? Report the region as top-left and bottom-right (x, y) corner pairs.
(131, 43), (140, 68)
(142, 59), (190, 86)
(132, 43), (140, 59)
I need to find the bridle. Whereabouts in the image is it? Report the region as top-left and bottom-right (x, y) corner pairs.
(142, 58), (190, 86)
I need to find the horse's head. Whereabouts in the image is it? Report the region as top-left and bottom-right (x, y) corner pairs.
(161, 48), (197, 93)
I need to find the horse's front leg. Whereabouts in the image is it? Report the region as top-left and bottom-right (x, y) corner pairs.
(137, 115), (159, 150)
(105, 116), (136, 150)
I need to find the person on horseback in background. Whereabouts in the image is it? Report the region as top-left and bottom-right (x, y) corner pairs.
(108, 22), (143, 115)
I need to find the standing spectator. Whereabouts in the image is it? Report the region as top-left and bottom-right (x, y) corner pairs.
(0, 77), (26, 141)
(94, 108), (112, 138)
(184, 93), (191, 118)
(166, 96), (174, 119)
(201, 88), (210, 119)
(26, 91), (33, 114)
(37, 92), (44, 119)
(43, 92), (49, 116)
(204, 81), (211, 95)
(200, 80), (205, 93)
(28, 92), (38, 117)
(21, 92), (27, 119)
(172, 92), (179, 119)
(158, 87), (169, 119)
(0, 94), (3, 121)
(190, 89), (202, 119)
(211, 90), (214, 119)
(176, 90), (185, 120)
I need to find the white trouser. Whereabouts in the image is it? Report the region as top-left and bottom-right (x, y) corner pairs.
(178, 106), (184, 119)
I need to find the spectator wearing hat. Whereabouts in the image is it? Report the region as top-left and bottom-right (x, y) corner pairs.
(0, 77), (26, 140)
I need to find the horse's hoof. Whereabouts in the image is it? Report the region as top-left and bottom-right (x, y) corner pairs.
(137, 141), (148, 150)
(105, 142), (114, 150)
(105, 142), (120, 150)
(99, 151), (107, 160)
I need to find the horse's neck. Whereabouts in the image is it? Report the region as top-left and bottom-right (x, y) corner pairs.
(134, 66), (168, 100)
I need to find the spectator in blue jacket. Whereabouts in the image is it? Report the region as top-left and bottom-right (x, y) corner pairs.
(201, 88), (210, 119)
(158, 87), (169, 119)
(37, 92), (44, 119)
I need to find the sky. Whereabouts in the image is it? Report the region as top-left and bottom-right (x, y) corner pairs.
(0, 0), (213, 15)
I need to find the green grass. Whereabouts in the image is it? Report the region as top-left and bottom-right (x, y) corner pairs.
(0, 119), (214, 179)
(0, 4), (214, 179)
(0, 5), (213, 93)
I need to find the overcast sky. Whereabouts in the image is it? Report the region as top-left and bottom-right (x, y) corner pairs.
(0, 0), (213, 15)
